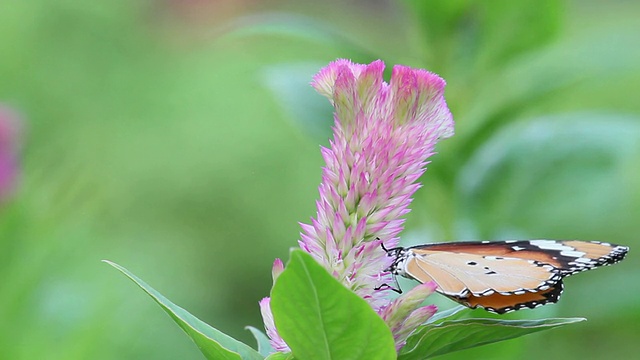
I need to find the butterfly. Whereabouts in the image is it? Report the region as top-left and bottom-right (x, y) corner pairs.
(381, 240), (629, 314)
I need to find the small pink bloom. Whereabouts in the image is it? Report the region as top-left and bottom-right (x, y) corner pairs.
(271, 258), (284, 283)
(0, 106), (21, 203)
(259, 259), (290, 352)
(381, 282), (439, 349)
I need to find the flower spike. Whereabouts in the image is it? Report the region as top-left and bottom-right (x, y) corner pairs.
(261, 59), (453, 352)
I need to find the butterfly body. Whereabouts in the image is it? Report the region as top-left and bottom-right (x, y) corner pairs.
(385, 240), (628, 314)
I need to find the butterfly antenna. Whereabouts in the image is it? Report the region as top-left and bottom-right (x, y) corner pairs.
(378, 237), (390, 253)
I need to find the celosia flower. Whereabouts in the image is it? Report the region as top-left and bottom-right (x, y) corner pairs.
(0, 105), (21, 203)
(261, 59), (454, 352)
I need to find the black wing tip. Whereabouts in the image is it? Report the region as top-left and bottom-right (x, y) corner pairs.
(563, 243), (629, 276)
(591, 245), (628, 265)
(609, 245), (629, 262)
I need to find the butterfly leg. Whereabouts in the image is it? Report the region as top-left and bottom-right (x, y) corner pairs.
(374, 283), (403, 293)
(374, 272), (403, 293)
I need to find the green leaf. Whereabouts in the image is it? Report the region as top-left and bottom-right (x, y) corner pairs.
(104, 260), (263, 360)
(270, 250), (396, 360)
(246, 326), (275, 357)
(425, 305), (468, 324)
(265, 353), (295, 360)
(399, 317), (585, 360)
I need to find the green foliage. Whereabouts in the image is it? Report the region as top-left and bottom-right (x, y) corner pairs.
(105, 248), (583, 360)
(398, 317), (585, 360)
(104, 261), (262, 360)
(265, 353), (295, 360)
(457, 113), (640, 238)
(108, 242), (588, 360)
(261, 63), (334, 142)
(271, 250), (396, 360)
(404, 0), (562, 71)
(425, 306), (468, 324)
(246, 326), (276, 357)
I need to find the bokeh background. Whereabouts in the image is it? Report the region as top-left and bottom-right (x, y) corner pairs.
(1, 0), (639, 359)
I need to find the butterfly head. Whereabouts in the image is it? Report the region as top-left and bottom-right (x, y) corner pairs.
(380, 244), (410, 276)
(373, 243), (410, 293)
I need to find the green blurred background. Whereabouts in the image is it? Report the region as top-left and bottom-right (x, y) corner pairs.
(1, 0), (639, 359)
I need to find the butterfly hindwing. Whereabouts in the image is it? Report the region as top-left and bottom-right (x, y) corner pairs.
(453, 281), (564, 314)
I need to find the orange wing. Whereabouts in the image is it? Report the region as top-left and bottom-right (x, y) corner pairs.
(458, 282), (564, 314)
(404, 251), (561, 297)
(388, 240), (628, 314)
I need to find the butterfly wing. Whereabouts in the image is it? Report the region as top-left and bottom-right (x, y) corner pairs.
(399, 240), (628, 313)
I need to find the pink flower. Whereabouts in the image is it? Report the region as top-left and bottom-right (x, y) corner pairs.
(259, 297), (289, 353)
(0, 105), (21, 203)
(381, 282), (439, 350)
(260, 259), (290, 352)
(260, 59), (454, 352)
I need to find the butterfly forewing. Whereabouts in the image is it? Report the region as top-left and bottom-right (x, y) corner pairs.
(410, 240), (628, 274)
(405, 251), (560, 297)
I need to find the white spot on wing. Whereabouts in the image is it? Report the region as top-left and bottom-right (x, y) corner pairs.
(560, 250), (586, 258)
(530, 240), (574, 251)
(484, 256), (505, 261)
